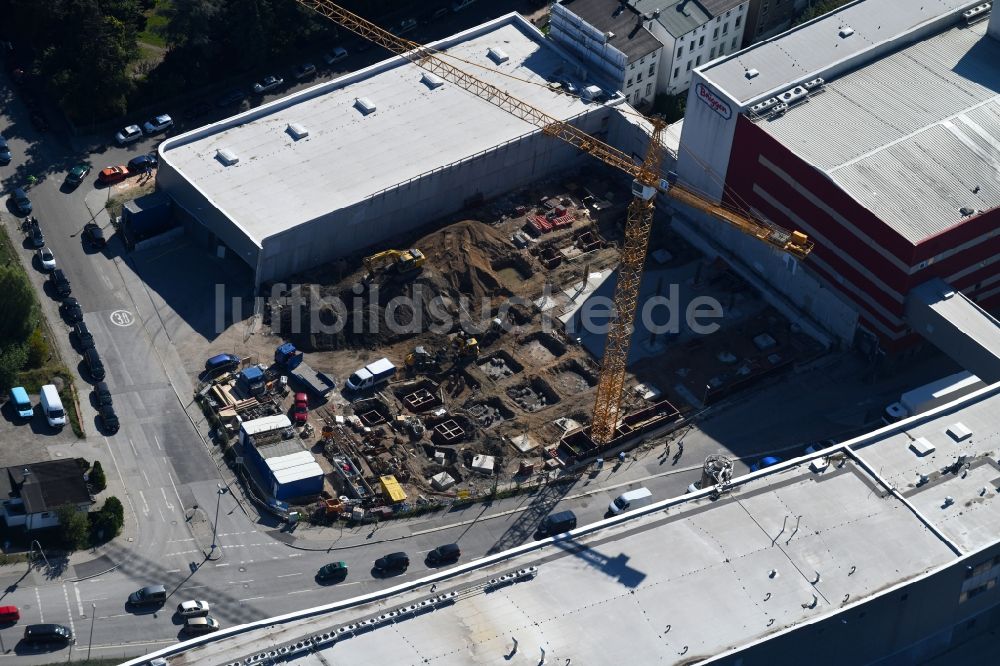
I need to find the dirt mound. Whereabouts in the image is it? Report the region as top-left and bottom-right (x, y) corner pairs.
(415, 220), (514, 303)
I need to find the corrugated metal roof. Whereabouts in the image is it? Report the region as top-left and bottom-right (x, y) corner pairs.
(266, 451), (316, 472)
(702, 0), (978, 103)
(272, 462), (324, 484)
(759, 20), (1000, 243)
(241, 415), (291, 435)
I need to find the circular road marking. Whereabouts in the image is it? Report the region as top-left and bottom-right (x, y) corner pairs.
(110, 310), (135, 327)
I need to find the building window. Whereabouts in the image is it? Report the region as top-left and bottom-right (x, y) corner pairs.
(626, 78), (633, 88)
(634, 91), (641, 104)
(648, 63), (655, 76)
(710, 47), (716, 59)
(646, 83), (652, 95)
(758, 25), (764, 34)
(735, 15), (742, 27)
(640, 57), (645, 65)
(723, 22), (729, 34)
(732, 37), (737, 49)
(713, 27), (719, 39)
(719, 44), (725, 55)
(696, 55), (702, 66)
(686, 60), (692, 71)
(689, 40), (695, 50)
(630, 62), (635, 69)
(673, 67), (679, 78)
(677, 46), (683, 57)
(699, 35), (705, 47)
(637, 72), (643, 82)
(960, 579), (997, 603)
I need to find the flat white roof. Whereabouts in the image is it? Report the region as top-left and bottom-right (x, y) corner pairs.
(161, 14), (608, 246)
(241, 414), (291, 435)
(168, 383), (1000, 666)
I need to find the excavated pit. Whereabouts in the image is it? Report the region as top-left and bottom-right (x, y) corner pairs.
(476, 350), (524, 382)
(506, 377), (561, 413)
(518, 332), (566, 364)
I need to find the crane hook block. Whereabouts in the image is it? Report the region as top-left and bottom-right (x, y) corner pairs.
(632, 180), (658, 201)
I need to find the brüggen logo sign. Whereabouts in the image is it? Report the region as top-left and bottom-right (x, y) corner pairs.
(696, 83), (732, 120)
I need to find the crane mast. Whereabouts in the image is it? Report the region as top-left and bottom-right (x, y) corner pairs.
(294, 0), (813, 444)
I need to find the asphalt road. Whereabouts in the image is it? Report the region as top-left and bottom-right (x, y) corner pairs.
(0, 11), (968, 661)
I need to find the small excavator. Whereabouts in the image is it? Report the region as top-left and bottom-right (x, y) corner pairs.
(362, 248), (426, 283)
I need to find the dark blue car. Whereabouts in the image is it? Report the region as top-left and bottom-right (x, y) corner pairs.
(204, 353), (240, 374)
(11, 187), (31, 215)
(750, 456), (783, 472)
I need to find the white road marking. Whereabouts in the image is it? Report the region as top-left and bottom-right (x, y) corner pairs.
(239, 596), (265, 602)
(167, 472), (184, 511)
(138, 490), (150, 516)
(276, 573), (302, 578)
(168, 537), (195, 544)
(156, 504), (166, 522)
(227, 580), (254, 585)
(128, 438), (139, 458)
(62, 585), (76, 635)
(35, 588), (43, 622)
(161, 487), (175, 513)
(288, 553), (302, 558)
(166, 569), (181, 574)
(74, 584), (84, 617)
(140, 467), (150, 486)
(153, 433), (163, 451)
(183, 584), (208, 590)
(104, 436), (140, 538)
(214, 563), (231, 568)
(286, 589), (313, 595)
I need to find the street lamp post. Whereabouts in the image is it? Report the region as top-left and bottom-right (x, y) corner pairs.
(87, 603), (96, 661)
(211, 484), (228, 553)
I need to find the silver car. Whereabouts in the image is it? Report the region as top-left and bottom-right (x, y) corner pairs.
(176, 600), (210, 617)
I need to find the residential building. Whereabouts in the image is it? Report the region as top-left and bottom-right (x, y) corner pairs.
(549, 0), (664, 107)
(0, 459), (93, 531)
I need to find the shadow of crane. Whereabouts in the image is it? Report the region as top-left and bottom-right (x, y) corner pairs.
(485, 473), (580, 555)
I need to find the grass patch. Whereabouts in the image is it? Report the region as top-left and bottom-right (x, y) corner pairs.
(138, 0), (172, 49)
(105, 178), (157, 220)
(0, 552), (29, 566)
(17, 365), (85, 439)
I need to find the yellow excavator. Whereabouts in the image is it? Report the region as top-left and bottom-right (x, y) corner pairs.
(451, 333), (479, 360)
(362, 248), (426, 282)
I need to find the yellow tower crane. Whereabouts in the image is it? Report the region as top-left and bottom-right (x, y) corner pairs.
(293, 0), (814, 444)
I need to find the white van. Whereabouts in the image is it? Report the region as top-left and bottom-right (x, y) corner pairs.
(40, 384), (66, 428)
(345, 358), (396, 392)
(607, 487), (653, 515)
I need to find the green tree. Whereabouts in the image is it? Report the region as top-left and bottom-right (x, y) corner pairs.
(24, 328), (48, 369)
(89, 461), (107, 493)
(0, 343), (28, 389)
(0, 266), (36, 345)
(55, 504), (90, 550)
(92, 496), (124, 542)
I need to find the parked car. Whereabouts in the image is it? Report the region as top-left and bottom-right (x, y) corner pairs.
(114, 124), (143, 145)
(216, 89), (247, 108)
(142, 114), (173, 135)
(293, 392), (308, 425)
(750, 455), (783, 472)
(65, 163), (91, 187)
(8, 388), (32, 420)
(373, 552), (409, 575)
(99, 404), (119, 433)
(127, 154), (157, 173)
(59, 297), (83, 324)
(73, 321), (94, 349)
(323, 47), (348, 65)
(426, 543), (461, 566)
(686, 480), (703, 494)
(22, 623), (73, 646)
(252, 75), (284, 93)
(98, 165), (128, 184)
(10, 187), (31, 215)
(93, 381), (112, 406)
(0, 136), (10, 163)
(0, 605), (20, 623)
(83, 222), (107, 248)
(84, 347), (105, 381)
(316, 561), (348, 583)
(205, 353), (240, 374)
(127, 584), (166, 607)
(28, 221), (44, 248)
(49, 269), (71, 297)
(176, 600), (210, 618)
(183, 616), (220, 635)
(293, 62), (317, 80)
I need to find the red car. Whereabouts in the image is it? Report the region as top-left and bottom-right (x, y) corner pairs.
(293, 392), (308, 424)
(98, 165), (128, 184)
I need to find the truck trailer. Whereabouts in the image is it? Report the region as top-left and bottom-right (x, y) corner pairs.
(883, 371), (985, 423)
(273, 343), (336, 399)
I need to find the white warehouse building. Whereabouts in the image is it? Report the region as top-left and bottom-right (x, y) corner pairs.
(156, 13), (651, 287)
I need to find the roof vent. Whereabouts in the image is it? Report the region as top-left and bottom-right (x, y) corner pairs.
(779, 86), (807, 106)
(421, 72), (444, 89)
(963, 2), (991, 24)
(838, 26), (854, 38)
(354, 97), (377, 115)
(749, 96), (780, 115)
(487, 47), (509, 65)
(286, 123), (309, 140)
(604, 31), (616, 42)
(745, 68), (759, 79)
(216, 149), (239, 166)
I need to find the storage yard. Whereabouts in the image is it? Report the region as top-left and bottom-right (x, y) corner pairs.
(197, 169), (823, 523)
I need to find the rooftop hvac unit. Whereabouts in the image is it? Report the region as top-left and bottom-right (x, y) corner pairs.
(750, 97), (780, 115)
(216, 149), (239, 166)
(744, 68), (760, 80)
(803, 77), (825, 92)
(772, 101), (788, 115)
(487, 47), (510, 65)
(286, 123), (309, 140)
(604, 31), (616, 42)
(838, 26), (854, 38)
(963, 2), (991, 23)
(778, 85), (807, 106)
(421, 72), (444, 89)
(354, 97), (377, 115)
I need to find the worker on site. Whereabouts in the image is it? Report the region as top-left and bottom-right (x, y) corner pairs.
(618, 451), (626, 464)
